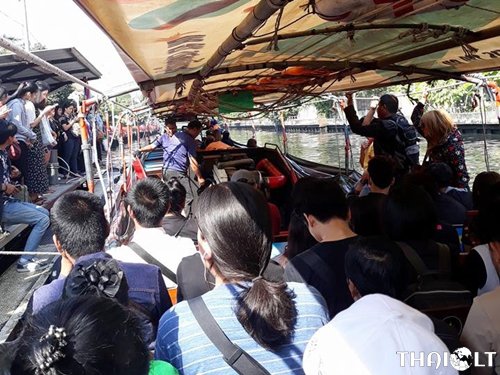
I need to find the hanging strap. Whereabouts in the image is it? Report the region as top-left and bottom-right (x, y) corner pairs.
(396, 241), (429, 275)
(128, 242), (177, 284)
(188, 296), (271, 375)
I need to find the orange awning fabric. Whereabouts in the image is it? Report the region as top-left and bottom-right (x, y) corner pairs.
(74, 0), (500, 115)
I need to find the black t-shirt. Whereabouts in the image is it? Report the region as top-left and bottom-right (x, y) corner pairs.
(349, 193), (386, 236)
(284, 236), (358, 318)
(59, 115), (77, 139)
(433, 194), (467, 225)
(176, 255), (285, 303)
(162, 214), (198, 242)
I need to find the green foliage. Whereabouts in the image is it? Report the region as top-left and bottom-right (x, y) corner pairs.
(47, 84), (75, 106)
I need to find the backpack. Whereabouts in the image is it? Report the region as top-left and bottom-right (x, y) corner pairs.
(381, 114), (419, 170)
(397, 242), (473, 334)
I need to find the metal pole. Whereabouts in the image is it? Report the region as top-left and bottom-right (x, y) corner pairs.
(90, 107), (109, 210)
(80, 102), (94, 192)
(22, 0), (30, 51)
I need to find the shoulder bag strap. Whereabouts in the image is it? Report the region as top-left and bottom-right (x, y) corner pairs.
(188, 296), (271, 375)
(396, 241), (429, 275)
(435, 242), (451, 276)
(128, 242), (177, 284)
(300, 251), (333, 287)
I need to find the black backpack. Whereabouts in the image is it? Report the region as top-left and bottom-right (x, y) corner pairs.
(381, 114), (419, 170)
(397, 242), (473, 334)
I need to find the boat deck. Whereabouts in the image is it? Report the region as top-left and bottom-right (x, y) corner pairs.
(0, 177), (85, 342)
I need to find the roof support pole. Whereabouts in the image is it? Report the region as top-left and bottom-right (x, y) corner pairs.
(188, 0), (291, 102)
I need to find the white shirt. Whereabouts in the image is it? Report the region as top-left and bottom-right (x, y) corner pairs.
(108, 227), (197, 288)
(304, 294), (456, 375)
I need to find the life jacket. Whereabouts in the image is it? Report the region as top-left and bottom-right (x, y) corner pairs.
(380, 113), (419, 171)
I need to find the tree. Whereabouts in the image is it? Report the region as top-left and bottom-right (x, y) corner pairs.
(47, 84), (75, 106)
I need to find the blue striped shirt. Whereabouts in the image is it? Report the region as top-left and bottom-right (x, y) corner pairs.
(155, 282), (329, 375)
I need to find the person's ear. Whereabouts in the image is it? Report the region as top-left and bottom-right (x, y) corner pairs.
(197, 229), (212, 261)
(53, 234), (63, 253)
(304, 213), (315, 228)
(53, 234), (75, 265)
(347, 279), (361, 301)
(127, 205), (135, 219)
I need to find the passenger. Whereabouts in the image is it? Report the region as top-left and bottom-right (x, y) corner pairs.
(461, 185), (500, 374)
(383, 184), (458, 285)
(246, 138), (257, 147)
(7, 81), (52, 200)
(279, 177), (318, 267)
(303, 236), (455, 375)
(412, 101), (470, 189)
(58, 101), (80, 176)
(349, 155), (395, 236)
(29, 191), (172, 332)
(156, 183), (328, 374)
(462, 182), (500, 296)
(472, 171), (500, 210)
(8, 296), (151, 375)
(204, 129), (233, 151)
(426, 162), (473, 210)
(0, 123), (50, 273)
(0, 86), (9, 119)
(230, 169), (281, 235)
(410, 166), (467, 226)
(137, 120), (204, 213)
(161, 177), (198, 242)
(342, 93), (419, 175)
(284, 177), (358, 318)
(462, 172), (500, 248)
(221, 130), (235, 146)
(108, 178), (197, 289)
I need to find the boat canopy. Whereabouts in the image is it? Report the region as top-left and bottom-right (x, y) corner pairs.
(74, 0), (500, 116)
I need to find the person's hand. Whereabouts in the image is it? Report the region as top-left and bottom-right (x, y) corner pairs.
(42, 104), (57, 117)
(10, 166), (20, 179)
(345, 92), (355, 107)
(198, 177), (206, 186)
(0, 105), (11, 119)
(422, 90), (429, 104)
(133, 150), (142, 158)
(369, 100), (378, 109)
(339, 98), (347, 110)
(5, 183), (20, 195)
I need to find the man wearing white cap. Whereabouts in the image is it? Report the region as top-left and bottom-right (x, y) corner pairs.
(303, 236), (456, 375)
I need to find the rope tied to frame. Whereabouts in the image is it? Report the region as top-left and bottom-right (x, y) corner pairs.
(268, 6), (285, 51)
(175, 75), (186, 97)
(346, 27), (356, 46)
(452, 27), (478, 59)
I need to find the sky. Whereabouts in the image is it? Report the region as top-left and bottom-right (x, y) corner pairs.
(0, 0), (136, 94)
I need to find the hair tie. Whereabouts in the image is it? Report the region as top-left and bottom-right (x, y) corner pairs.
(35, 325), (67, 375)
(252, 275), (264, 283)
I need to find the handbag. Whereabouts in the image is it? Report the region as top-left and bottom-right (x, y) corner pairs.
(7, 143), (21, 161)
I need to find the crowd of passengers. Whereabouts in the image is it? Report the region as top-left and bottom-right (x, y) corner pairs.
(0, 81), (106, 272)
(0, 91), (498, 375)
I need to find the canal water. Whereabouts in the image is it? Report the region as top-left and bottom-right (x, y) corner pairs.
(228, 128), (500, 183)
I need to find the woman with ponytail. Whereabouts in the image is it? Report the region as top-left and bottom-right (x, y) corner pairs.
(155, 182), (328, 374)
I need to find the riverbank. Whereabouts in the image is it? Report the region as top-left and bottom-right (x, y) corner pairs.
(230, 123), (500, 136)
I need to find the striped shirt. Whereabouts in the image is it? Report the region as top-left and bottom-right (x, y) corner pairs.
(155, 282), (329, 375)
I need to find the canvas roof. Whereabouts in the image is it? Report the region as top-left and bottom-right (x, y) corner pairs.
(0, 47), (101, 93)
(74, 0), (500, 115)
